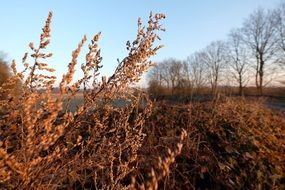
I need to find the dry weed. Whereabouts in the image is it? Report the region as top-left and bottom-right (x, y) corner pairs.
(0, 11), (186, 190)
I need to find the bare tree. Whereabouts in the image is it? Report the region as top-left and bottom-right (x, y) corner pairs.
(228, 29), (250, 95)
(274, 3), (285, 85)
(147, 61), (172, 95)
(147, 58), (184, 95)
(158, 61), (171, 89)
(158, 58), (183, 94)
(185, 51), (206, 95)
(170, 59), (183, 91)
(201, 41), (228, 95)
(241, 8), (279, 95)
(147, 64), (163, 95)
(182, 61), (191, 90)
(148, 64), (163, 86)
(274, 2), (285, 57)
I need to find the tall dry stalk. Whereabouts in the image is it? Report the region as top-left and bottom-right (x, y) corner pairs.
(0, 11), (185, 190)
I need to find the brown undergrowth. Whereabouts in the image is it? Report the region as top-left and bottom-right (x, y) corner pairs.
(141, 98), (285, 189)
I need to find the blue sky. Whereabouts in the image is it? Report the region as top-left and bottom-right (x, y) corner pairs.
(0, 0), (280, 86)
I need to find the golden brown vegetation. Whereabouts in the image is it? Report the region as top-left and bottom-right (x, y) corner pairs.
(0, 12), (188, 190)
(143, 98), (285, 189)
(0, 57), (21, 100)
(1, 11), (285, 190)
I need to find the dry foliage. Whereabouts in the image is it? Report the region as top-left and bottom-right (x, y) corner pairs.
(0, 12), (188, 190)
(144, 98), (285, 189)
(0, 58), (21, 100)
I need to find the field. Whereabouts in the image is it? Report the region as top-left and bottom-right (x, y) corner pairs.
(63, 92), (285, 114)
(61, 87), (285, 189)
(61, 95), (285, 189)
(141, 98), (285, 189)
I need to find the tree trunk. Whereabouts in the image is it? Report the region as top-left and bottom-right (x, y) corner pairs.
(239, 73), (243, 96)
(259, 60), (264, 95)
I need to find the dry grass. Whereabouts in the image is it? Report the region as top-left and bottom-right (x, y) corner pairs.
(142, 98), (285, 189)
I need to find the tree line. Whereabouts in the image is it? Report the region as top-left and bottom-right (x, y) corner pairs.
(148, 3), (285, 96)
